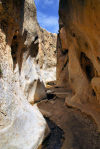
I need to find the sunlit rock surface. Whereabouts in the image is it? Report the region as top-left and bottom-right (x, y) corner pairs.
(38, 27), (57, 85)
(0, 0), (49, 148)
(12, 0), (47, 104)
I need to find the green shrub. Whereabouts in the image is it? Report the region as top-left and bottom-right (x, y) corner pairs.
(0, 64), (2, 77)
(46, 82), (49, 86)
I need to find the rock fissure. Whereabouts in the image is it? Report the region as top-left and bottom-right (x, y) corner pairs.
(1, 0), (100, 149)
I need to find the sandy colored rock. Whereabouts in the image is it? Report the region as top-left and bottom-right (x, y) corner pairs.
(0, 0), (50, 148)
(59, 0), (100, 104)
(47, 0), (100, 147)
(56, 26), (71, 90)
(37, 27), (57, 85)
(58, 0), (100, 133)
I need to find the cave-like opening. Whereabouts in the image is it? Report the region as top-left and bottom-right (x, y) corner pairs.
(80, 52), (95, 82)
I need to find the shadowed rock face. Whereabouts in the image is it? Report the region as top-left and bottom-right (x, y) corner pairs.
(0, 0), (50, 148)
(58, 0), (100, 144)
(56, 26), (71, 89)
(59, 0), (100, 103)
(11, 0), (47, 104)
(0, 0), (57, 105)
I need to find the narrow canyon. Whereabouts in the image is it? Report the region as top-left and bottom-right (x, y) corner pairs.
(0, 0), (100, 149)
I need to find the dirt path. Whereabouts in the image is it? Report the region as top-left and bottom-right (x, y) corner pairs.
(37, 86), (100, 149)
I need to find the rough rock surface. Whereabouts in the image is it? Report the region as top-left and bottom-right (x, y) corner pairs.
(37, 27), (57, 85)
(56, 25), (71, 90)
(12, 0), (47, 104)
(55, 0), (100, 147)
(0, 0), (49, 148)
(59, 0), (100, 125)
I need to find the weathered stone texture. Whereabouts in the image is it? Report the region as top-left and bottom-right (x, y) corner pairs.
(12, 0), (47, 104)
(59, 0), (100, 103)
(0, 0), (49, 148)
(56, 26), (71, 89)
(58, 0), (100, 145)
(38, 27), (57, 85)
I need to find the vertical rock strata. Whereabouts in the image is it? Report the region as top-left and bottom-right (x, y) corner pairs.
(37, 27), (57, 85)
(12, 0), (47, 104)
(56, 24), (71, 89)
(0, 0), (49, 148)
(59, 0), (100, 133)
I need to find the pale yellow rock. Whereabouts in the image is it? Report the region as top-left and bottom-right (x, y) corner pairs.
(59, 0), (100, 131)
(59, 0), (100, 103)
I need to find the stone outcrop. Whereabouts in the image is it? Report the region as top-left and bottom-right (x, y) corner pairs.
(56, 25), (71, 90)
(38, 27), (57, 85)
(0, 0), (50, 148)
(59, 0), (100, 137)
(12, 0), (47, 104)
(14, 26), (57, 104)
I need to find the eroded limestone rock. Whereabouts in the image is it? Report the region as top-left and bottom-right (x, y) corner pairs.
(56, 26), (71, 89)
(38, 27), (57, 85)
(11, 0), (47, 104)
(0, 0), (49, 148)
(59, 0), (100, 131)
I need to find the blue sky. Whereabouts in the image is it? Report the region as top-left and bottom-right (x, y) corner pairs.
(34, 0), (59, 33)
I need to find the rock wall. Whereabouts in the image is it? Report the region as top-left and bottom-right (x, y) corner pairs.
(56, 23), (71, 89)
(38, 27), (57, 85)
(12, 0), (47, 104)
(0, 0), (50, 148)
(59, 0), (100, 133)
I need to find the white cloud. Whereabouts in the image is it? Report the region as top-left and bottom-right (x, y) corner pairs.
(37, 12), (59, 33)
(44, 0), (59, 6)
(35, 0), (55, 6)
(44, 0), (54, 5)
(35, 0), (59, 6)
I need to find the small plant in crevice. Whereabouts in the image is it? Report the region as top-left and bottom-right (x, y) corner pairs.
(46, 82), (49, 86)
(0, 64), (2, 77)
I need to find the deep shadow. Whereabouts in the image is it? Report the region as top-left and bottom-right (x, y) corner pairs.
(62, 58), (69, 71)
(42, 117), (64, 149)
(9, 0), (25, 72)
(11, 35), (19, 70)
(80, 52), (95, 82)
(62, 49), (68, 55)
(29, 41), (39, 58)
(46, 93), (55, 100)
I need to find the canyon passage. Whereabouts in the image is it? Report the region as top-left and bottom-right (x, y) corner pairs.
(0, 0), (100, 149)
